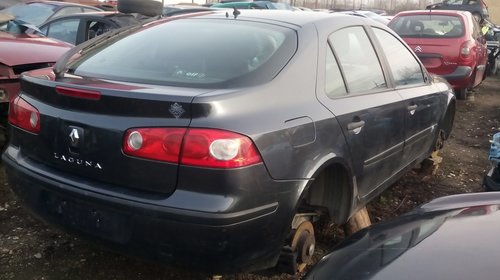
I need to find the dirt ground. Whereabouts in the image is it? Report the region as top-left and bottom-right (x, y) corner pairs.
(0, 75), (499, 280)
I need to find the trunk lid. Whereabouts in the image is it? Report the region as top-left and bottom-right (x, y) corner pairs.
(404, 37), (463, 75)
(15, 73), (211, 194)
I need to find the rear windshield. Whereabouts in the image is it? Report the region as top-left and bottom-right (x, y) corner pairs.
(389, 15), (464, 38)
(70, 18), (297, 88)
(0, 3), (57, 26)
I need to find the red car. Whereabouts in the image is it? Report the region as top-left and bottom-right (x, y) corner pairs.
(0, 17), (71, 144)
(389, 10), (488, 99)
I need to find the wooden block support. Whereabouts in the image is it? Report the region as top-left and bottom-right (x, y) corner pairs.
(420, 150), (443, 176)
(344, 206), (371, 236)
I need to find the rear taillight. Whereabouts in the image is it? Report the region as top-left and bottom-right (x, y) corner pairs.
(459, 40), (475, 61)
(8, 96), (40, 134)
(123, 128), (186, 163)
(181, 129), (262, 168)
(123, 128), (262, 168)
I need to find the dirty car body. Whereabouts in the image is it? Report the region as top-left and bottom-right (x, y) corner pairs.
(3, 11), (455, 273)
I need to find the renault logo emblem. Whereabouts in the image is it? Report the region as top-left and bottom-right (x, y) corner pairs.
(414, 46), (423, 52)
(68, 126), (84, 149)
(70, 129), (79, 145)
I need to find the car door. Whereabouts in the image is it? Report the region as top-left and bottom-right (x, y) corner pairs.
(317, 26), (406, 198)
(471, 16), (488, 86)
(371, 27), (443, 165)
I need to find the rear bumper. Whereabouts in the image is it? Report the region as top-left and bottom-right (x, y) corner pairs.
(2, 145), (304, 273)
(440, 66), (473, 89)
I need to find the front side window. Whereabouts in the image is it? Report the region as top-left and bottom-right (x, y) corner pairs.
(389, 15), (465, 38)
(328, 26), (386, 93)
(45, 18), (80, 45)
(373, 28), (425, 87)
(70, 19), (297, 88)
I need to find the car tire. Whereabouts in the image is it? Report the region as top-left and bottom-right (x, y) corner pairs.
(489, 58), (499, 76)
(117, 0), (162, 17)
(456, 88), (467, 100)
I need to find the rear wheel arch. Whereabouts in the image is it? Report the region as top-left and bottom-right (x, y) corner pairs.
(299, 161), (354, 224)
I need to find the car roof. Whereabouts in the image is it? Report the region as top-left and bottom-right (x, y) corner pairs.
(26, 0), (99, 8)
(183, 10), (343, 27)
(395, 9), (471, 17)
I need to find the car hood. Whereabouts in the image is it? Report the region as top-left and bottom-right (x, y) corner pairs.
(0, 32), (72, 66)
(305, 192), (500, 280)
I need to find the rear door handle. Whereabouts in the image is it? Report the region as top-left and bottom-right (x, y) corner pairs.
(347, 120), (365, 135)
(407, 104), (418, 115)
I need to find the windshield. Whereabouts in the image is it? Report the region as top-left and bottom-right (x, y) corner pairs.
(389, 14), (465, 38)
(0, 3), (57, 26)
(69, 18), (297, 88)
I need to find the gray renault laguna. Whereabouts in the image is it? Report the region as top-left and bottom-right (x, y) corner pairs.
(3, 10), (455, 273)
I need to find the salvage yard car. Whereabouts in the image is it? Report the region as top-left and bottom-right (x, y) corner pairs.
(389, 10), (488, 99)
(37, 11), (142, 45)
(3, 10), (455, 273)
(0, 14), (72, 146)
(0, 0), (102, 26)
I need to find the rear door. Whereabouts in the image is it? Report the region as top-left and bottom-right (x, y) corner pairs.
(470, 16), (488, 86)
(317, 26), (406, 198)
(371, 27), (444, 165)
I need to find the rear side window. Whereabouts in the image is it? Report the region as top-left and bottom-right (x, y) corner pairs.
(71, 19), (296, 88)
(372, 28), (425, 87)
(389, 15), (465, 38)
(328, 26), (386, 93)
(43, 18), (80, 45)
(325, 46), (347, 98)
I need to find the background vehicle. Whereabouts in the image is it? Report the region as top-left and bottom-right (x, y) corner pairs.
(211, 1), (293, 10)
(304, 192), (500, 280)
(389, 10), (488, 99)
(0, 15), (72, 147)
(37, 11), (142, 45)
(336, 10), (390, 25)
(0, 1), (102, 26)
(162, 4), (212, 16)
(0, 0), (24, 10)
(426, 0), (490, 20)
(3, 10), (455, 274)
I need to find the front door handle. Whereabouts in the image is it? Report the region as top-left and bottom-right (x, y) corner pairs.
(407, 104), (418, 115)
(347, 120), (365, 135)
